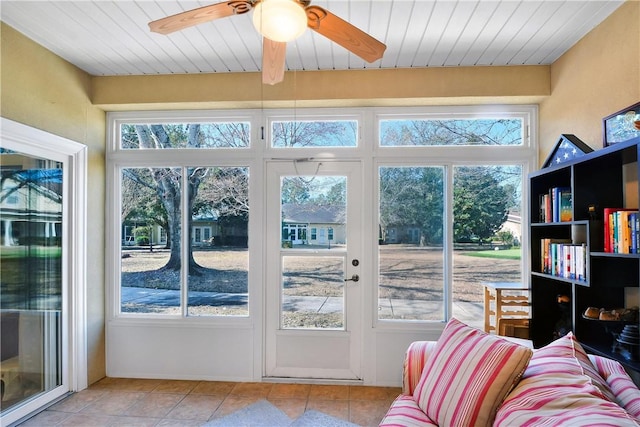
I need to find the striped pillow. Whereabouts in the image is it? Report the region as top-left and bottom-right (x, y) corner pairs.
(495, 333), (638, 426)
(413, 318), (532, 426)
(527, 332), (616, 402)
(589, 354), (640, 421)
(379, 395), (438, 427)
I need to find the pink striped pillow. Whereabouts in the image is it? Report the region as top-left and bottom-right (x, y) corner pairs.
(413, 318), (532, 426)
(379, 395), (438, 427)
(589, 354), (640, 421)
(528, 332), (616, 402)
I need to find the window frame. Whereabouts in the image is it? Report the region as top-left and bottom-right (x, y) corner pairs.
(106, 106), (537, 329)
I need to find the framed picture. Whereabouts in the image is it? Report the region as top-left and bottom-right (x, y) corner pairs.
(542, 134), (593, 168)
(603, 102), (640, 147)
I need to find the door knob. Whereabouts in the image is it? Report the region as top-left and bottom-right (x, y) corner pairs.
(344, 274), (359, 282)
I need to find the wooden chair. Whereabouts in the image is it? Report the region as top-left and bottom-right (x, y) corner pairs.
(498, 318), (530, 339)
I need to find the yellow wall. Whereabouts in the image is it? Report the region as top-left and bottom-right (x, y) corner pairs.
(92, 66), (549, 110)
(1, 0), (638, 387)
(1, 22), (107, 385)
(539, 0), (640, 161)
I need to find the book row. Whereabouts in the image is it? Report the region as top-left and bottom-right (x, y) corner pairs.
(540, 239), (587, 282)
(604, 207), (640, 253)
(539, 187), (572, 223)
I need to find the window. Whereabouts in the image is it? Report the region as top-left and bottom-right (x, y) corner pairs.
(376, 110), (533, 324)
(269, 117), (358, 148)
(120, 122), (250, 149)
(380, 117), (522, 146)
(112, 119), (251, 317)
(108, 107), (535, 328)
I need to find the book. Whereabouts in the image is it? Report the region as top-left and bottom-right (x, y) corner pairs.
(603, 208), (637, 252)
(559, 189), (572, 222)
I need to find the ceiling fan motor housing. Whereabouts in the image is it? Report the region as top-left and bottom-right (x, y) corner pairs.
(252, 0), (308, 42)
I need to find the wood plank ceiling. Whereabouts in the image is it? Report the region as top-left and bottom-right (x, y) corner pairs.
(0, 1), (624, 77)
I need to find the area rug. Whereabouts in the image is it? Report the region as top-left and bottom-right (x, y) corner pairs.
(203, 399), (359, 426)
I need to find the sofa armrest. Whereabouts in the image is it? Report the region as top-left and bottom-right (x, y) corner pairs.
(402, 340), (438, 395)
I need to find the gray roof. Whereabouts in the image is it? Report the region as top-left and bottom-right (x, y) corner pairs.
(282, 204), (345, 225)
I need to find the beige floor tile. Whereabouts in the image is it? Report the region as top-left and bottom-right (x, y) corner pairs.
(305, 399), (350, 421)
(123, 393), (185, 418)
(155, 419), (204, 427)
(81, 390), (147, 415)
(17, 380), (401, 427)
(349, 385), (401, 401)
(89, 377), (162, 392)
(349, 399), (391, 426)
(165, 394), (224, 421)
(268, 383), (311, 399)
(308, 384), (350, 400)
(229, 382), (273, 398)
(18, 410), (71, 426)
(209, 395), (263, 420)
(47, 389), (108, 413)
(57, 412), (115, 426)
(104, 415), (161, 426)
(190, 380), (236, 396)
(267, 397), (307, 419)
(152, 380), (200, 394)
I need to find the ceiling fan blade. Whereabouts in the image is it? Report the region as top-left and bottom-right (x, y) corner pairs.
(149, 1), (246, 35)
(306, 6), (386, 63)
(262, 38), (286, 85)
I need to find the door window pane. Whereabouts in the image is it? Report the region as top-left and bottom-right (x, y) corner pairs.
(120, 167), (181, 314)
(281, 176), (346, 249)
(378, 166), (445, 320)
(281, 256), (344, 329)
(452, 165), (523, 324)
(188, 167), (249, 316)
(0, 157), (63, 414)
(280, 174), (347, 328)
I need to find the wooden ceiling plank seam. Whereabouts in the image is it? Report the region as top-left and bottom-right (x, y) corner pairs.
(429, 0), (471, 67)
(450, 1), (501, 67)
(410, 1), (456, 67)
(126, 0), (220, 74)
(70, 1), (172, 75)
(510, 1), (586, 65)
(478, 0), (542, 66)
(1, 2), (124, 76)
(50, 2), (144, 75)
(465, 0), (520, 66)
(149, 0), (235, 73)
(382, 0), (415, 69)
(500, 1), (564, 66)
(440, 1), (485, 67)
(404, 1), (438, 68)
(535, 0), (625, 65)
(99, 1), (200, 74)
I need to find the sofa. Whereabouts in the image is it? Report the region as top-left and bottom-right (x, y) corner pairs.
(380, 318), (640, 426)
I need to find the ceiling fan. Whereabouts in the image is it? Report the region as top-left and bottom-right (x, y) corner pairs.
(149, 0), (386, 85)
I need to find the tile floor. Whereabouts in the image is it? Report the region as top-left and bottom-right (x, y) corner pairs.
(18, 378), (401, 426)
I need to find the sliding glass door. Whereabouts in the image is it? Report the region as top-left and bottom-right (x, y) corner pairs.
(1, 118), (87, 426)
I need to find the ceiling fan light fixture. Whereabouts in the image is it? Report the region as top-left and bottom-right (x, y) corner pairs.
(252, 0), (307, 43)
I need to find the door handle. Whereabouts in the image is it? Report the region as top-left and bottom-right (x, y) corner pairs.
(344, 274), (359, 282)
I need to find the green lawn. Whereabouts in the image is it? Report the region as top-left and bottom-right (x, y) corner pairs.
(462, 248), (521, 260)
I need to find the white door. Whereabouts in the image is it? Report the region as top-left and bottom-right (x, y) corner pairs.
(265, 161), (363, 379)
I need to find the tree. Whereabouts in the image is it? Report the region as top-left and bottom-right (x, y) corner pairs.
(453, 167), (509, 243)
(122, 123), (250, 273)
(272, 121), (356, 147)
(379, 167), (444, 245)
